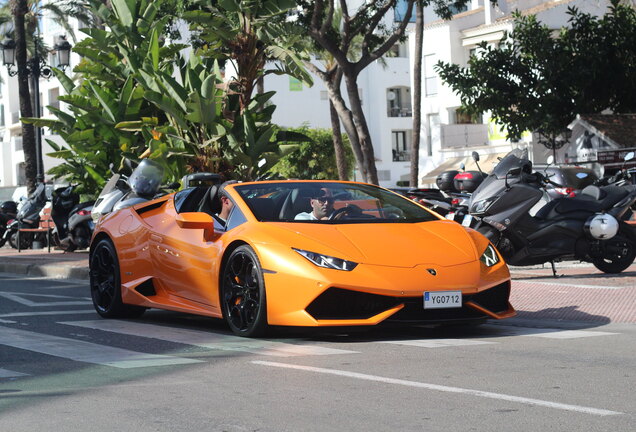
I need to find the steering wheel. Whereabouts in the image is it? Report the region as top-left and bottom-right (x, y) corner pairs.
(329, 205), (362, 220)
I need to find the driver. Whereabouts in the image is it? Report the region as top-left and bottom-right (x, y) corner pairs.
(295, 188), (335, 220)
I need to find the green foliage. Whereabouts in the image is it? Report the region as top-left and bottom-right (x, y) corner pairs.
(270, 126), (354, 180)
(27, 0), (311, 195)
(185, 0), (312, 112)
(436, 1), (636, 144)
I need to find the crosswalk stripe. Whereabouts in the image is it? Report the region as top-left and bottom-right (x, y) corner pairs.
(0, 326), (203, 369)
(0, 368), (28, 378)
(487, 325), (619, 339)
(61, 320), (359, 357)
(380, 339), (496, 348)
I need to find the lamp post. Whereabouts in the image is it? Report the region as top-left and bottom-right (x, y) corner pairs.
(1, 35), (72, 183)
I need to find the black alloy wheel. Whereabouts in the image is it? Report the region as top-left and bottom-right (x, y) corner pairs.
(90, 238), (145, 318)
(221, 245), (268, 337)
(592, 225), (636, 274)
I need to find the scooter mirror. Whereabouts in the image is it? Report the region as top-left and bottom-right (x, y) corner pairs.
(507, 167), (522, 177)
(547, 155), (554, 165)
(472, 151), (480, 162)
(625, 152), (635, 162)
(460, 162), (465, 171)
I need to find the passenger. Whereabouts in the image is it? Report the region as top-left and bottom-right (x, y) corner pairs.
(213, 181), (237, 230)
(295, 188), (335, 220)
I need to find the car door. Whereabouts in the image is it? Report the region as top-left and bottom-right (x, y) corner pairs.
(147, 196), (224, 308)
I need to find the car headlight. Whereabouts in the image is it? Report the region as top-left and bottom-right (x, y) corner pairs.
(480, 244), (500, 267)
(472, 198), (496, 214)
(293, 248), (358, 271)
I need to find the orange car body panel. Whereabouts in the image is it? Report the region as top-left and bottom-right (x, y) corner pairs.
(92, 180), (515, 327)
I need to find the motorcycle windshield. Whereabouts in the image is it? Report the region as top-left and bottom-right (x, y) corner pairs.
(491, 148), (529, 179)
(469, 148), (530, 210)
(98, 174), (121, 198)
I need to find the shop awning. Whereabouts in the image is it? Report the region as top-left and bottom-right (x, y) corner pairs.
(420, 156), (470, 185)
(420, 152), (509, 185)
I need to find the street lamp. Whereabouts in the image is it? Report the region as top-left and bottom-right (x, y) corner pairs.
(1, 35), (72, 183)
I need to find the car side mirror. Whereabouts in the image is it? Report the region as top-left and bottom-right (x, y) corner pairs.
(176, 212), (215, 230)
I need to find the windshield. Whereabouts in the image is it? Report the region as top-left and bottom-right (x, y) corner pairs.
(491, 148), (530, 179)
(98, 174), (121, 198)
(235, 182), (440, 224)
(129, 159), (164, 198)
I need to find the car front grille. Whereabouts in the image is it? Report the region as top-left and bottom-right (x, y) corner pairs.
(305, 281), (511, 322)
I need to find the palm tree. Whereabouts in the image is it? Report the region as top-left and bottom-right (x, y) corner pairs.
(410, 1), (423, 187)
(5, 0), (87, 192)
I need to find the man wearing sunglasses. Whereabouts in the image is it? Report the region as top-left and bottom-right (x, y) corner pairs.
(295, 188), (336, 220)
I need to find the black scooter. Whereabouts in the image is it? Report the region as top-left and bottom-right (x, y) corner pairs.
(4, 183), (49, 249)
(0, 200), (18, 247)
(468, 149), (636, 275)
(51, 185), (95, 251)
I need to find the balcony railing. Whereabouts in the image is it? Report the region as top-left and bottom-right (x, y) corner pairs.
(388, 107), (412, 117)
(392, 149), (411, 162)
(440, 124), (488, 149)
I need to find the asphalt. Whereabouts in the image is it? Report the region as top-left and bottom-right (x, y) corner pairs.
(1, 244), (635, 323)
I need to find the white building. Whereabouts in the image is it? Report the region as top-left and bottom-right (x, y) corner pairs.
(0, 12), (82, 201)
(0, 0), (616, 197)
(412, 0), (612, 185)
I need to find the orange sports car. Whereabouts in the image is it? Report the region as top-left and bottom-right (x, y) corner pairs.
(89, 180), (515, 337)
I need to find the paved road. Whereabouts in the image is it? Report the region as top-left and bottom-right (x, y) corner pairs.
(0, 272), (634, 431)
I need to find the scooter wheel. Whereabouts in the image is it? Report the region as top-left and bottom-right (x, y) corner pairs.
(592, 224), (636, 274)
(9, 231), (31, 250)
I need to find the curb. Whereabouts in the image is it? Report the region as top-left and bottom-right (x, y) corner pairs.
(0, 262), (89, 281)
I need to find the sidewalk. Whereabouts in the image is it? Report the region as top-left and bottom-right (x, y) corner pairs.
(0, 246), (89, 280)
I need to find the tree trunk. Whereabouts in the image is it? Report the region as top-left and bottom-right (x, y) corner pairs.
(12, 0), (37, 193)
(328, 68), (348, 180)
(329, 100), (348, 180)
(410, 2), (424, 188)
(322, 78), (365, 180)
(343, 70), (379, 185)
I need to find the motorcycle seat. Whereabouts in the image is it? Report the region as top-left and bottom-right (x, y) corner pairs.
(535, 185), (629, 219)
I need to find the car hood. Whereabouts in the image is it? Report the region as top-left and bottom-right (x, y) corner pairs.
(267, 220), (477, 267)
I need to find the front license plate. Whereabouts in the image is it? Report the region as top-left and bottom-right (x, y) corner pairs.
(424, 291), (462, 309)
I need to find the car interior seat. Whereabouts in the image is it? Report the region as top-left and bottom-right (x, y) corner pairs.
(198, 185), (221, 216)
(279, 188), (315, 220)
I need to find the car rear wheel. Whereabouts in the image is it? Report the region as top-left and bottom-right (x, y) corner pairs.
(90, 238), (145, 318)
(221, 245), (268, 337)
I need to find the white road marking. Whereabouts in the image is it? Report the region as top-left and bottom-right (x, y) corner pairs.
(0, 368), (28, 378)
(0, 326), (203, 369)
(0, 310), (96, 318)
(381, 339), (496, 348)
(489, 325), (619, 339)
(61, 320), (358, 357)
(0, 319), (16, 324)
(252, 361), (622, 417)
(0, 291), (91, 307)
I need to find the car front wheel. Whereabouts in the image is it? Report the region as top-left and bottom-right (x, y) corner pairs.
(221, 245), (268, 337)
